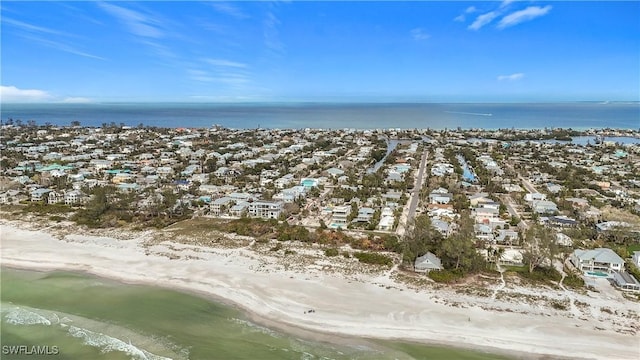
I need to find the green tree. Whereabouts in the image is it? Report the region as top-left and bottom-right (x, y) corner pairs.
(402, 214), (441, 270)
(522, 224), (558, 273)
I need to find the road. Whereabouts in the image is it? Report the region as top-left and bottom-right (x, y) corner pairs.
(519, 175), (539, 194)
(397, 148), (428, 236)
(501, 194), (529, 231)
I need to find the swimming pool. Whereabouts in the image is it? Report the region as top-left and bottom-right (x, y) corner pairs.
(586, 271), (609, 277)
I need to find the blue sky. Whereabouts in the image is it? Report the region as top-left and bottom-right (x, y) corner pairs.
(1, 1), (639, 103)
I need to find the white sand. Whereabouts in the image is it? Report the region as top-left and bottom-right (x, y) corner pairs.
(1, 223), (638, 359)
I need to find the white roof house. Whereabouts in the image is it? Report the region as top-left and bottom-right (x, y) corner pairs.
(414, 252), (443, 273)
(570, 248), (624, 274)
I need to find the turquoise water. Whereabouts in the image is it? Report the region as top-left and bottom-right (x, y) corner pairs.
(586, 271), (609, 277)
(1, 267), (512, 360)
(2, 102), (638, 129)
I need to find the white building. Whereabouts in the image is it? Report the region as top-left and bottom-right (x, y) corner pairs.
(331, 205), (351, 228)
(570, 248), (624, 274)
(248, 201), (283, 220)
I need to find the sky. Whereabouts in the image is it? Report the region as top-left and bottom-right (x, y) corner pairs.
(1, 1), (639, 103)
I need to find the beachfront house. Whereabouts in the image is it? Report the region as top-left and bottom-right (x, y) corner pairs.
(612, 271), (640, 292)
(248, 200), (283, 220)
(414, 252), (443, 273)
(331, 205), (351, 229)
(570, 248), (624, 274)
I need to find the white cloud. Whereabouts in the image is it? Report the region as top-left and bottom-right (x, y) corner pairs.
(410, 28), (430, 41)
(211, 2), (248, 19)
(264, 10), (284, 54)
(500, 0), (516, 8)
(497, 5), (552, 29)
(454, 6), (478, 23)
(204, 58), (247, 68)
(98, 2), (163, 38)
(497, 73), (525, 81)
(1, 85), (53, 103)
(20, 35), (106, 60)
(2, 17), (68, 37)
(468, 11), (499, 30)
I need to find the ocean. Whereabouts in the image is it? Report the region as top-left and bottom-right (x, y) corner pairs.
(1, 102), (638, 130)
(0, 267), (511, 360)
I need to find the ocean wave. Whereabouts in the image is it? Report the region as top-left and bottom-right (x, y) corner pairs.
(3, 306), (52, 326)
(2, 303), (184, 360)
(229, 317), (281, 338)
(68, 325), (173, 360)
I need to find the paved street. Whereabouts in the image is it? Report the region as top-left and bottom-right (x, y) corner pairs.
(397, 148), (428, 236)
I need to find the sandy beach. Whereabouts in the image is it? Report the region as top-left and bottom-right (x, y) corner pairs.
(1, 220), (638, 360)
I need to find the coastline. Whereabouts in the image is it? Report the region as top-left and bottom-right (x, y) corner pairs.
(1, 220), (638, 360)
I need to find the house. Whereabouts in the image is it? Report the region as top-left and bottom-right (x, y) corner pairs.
(532, 200), (558, 214)
(547, 216), (578, 227)
(229, 201), (249, 217)
(525, 192), (546, 203)
(612, 271), (640, 292)
(473, 206), (499, 223)
(47, 191), (64, 204)
(331, 205), (351, 228)
(414, 252), (443, 273)
(355, 207), (375, 223)
(468, 192), (492, 207)
(210, 197), (234, 216)
(431, 219), (451, 237)
(429, 191), (453, 205)
(546, 183), (563, 194)
(31, 188), (51, 202)
(248, 200), (283, 220)
(495, 229), (519, 245)
(64, 190), (84, 205)
(377, 207), (395, 231)
(570, 248), (624, 274)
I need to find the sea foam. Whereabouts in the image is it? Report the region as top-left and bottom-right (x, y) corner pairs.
(68, 325), (173, 360)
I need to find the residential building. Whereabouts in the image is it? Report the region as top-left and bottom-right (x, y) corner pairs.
(355, 207), (375, 223)
(414, 252), (443, 273)
(570, 248), (624, 274)
(612, 271), (640, 292)
(331, 205), (351, 228)
(248, 201), (283, 220)
(210, 197), (234, 216)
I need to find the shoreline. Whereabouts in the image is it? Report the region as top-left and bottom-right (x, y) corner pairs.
(1, 221), (638, 360)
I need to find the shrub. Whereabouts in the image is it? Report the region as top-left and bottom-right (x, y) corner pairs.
(428, 269), (464, 283)
(353, 252), (393, 266)
(563, 274), (585, 289)
(342, 251), (351, 258)
(269, 243), (283, 252)
(550, 300), (568, 311)
(324, 248), (339, 257)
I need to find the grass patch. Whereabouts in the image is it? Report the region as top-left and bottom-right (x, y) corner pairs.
(504, 265), (562, 283)
(324, 248), (339, 257)
(627, 244), (640, 253)
(563, 274), (585, 289)
(428, 269), (465, 283)
(353, 252), (393, 266)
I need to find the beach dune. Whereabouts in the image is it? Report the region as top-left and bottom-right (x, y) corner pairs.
(1, 223), (638, 360)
